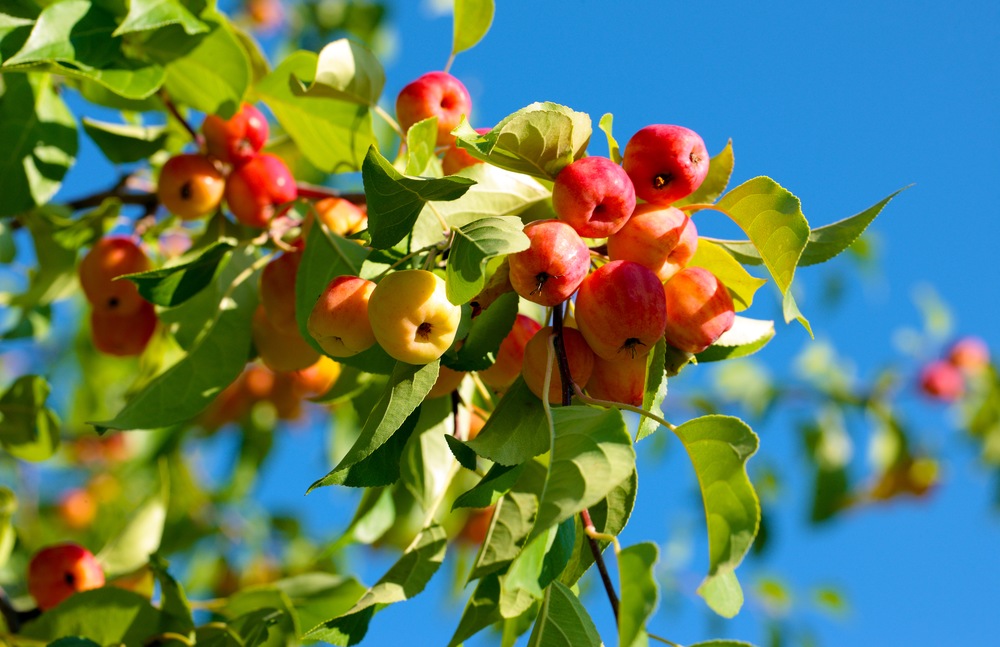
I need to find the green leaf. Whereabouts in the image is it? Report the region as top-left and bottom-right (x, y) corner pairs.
(449, 290), (519, 371)
(453, 102), (592, 180)
(783, 288), (813, 337)
(93, 245), (260, 431)
(412, 163), (549, 248)
(308, 361), (439, 491)
(598, 113), (621, 164)
(637, 340), (668, 442)
(0, 375), (60, 461)
(81, 118), (169, 165)
(559, 469), (636, 586)
(446, 216), (529, 305)
(258, 50), (376, 173)
(526, 582), (601, 647)
(453, 462), (523, 510)
(452, 0), (494, 56)
(404, 116), (440, 176)
(500, 520), (575, 618)
(18, 588), (161, 644)
(466, 378), (549, 465)
(471, 459), (547, 580)
(3, 1), (165, 99)
(449, 572), (502, 647)
(336, 408), (421, 488)
(689, 238), (767, 312)
(688, 641), (758, 647)
(149, 554), (195, 633)
(713, 176), (809, 298)
(222, 589), (297, 643)
(142, 17), (250, 117)
(363, 145), (475, 250)
(672, 415), (760, 617)
(114, 0), (207, 36)
(530, 406), (635, 540)
(0, 486), (17, 569)
(0, 73), (77, 216)
(696, 316), (775, 363)
(292, 38), (385, 106)
(618, 543), (659, 647)
(97, 496), (167, 577)
(445, 434), (478, 471)
(125, 240), (234, 307)
(400, 397), (455, 509)
(272, 573), (367, 636)
(677, 140), (735, 207)
(303, 607), (373, 646)
(698, 569), (744, 619)
(347, 524), (448, 614)
(798, 186), (909, 266)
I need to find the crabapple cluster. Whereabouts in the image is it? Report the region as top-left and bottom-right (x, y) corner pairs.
(78, 235), (157, 356)
(918, 336), (991, 401)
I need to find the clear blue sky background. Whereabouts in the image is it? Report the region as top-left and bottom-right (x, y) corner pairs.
(57, 0), (1000, 644)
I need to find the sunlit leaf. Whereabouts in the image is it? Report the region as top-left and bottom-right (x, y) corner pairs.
(125, 240), (234, 307)
(467, 378), (549, 465)
(363, 145), (475, 249)
(453, 462), (523, 510)
(405, 116), (439, 176)
(347, 524), (447, 613)
(799, 187), (909, 266)
(81, 118), (169, 165)
(446, 216), (529, 305)
(0, 487), (17, 569)
(98, 496), (167, 577)
(149, 554), (194, 634)
(696, 316), (775, 363)
(559, 469), (636, 587)
(452, 0), (494, 56)
(293, 38), (385, 106)
(400, 397), (455, 509)
(448, 290), (519, 371)
(598, 113), (621, 164)
(689, 238), (767, 312)
(449, 573), (502, 647)
(453, 103), (591, 180)
(526, 582), (601, 647)
(618, 542), (659, 647)
(308, 361), (439, 491)
(0, 375), (60, 461)
(637, 340), (668, 442)
(471, 460), (547, 580)
(18, 588), (161, 644)
(114, 0), (207, 36)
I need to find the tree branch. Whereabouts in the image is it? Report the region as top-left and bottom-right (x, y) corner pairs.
(159, 90), (201, 145)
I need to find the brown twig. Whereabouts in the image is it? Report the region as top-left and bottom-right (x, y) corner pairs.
(551, 303), (621, 621)
(159, 90), (201, 146)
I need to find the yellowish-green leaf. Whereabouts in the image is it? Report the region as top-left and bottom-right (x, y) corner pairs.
(452, 0), (494, 56)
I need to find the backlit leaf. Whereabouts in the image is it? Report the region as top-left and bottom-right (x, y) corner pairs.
(346, 524), (447, 613)
(598, 113), (621, 164)
(19, 588), (161, 644)
(677, 140), (734, 207)
(449, 573), (502, 647)
(526, 582), (601, 647)
(114, 0), (207, 36)
(471, 460), (547, 580)
(637, 340), (668, 442)
(293, 38), (385, 106)
(446, 216), (529, 305)
(696, 316), (775, 363)
(400, 397), (455, 509)
(453, 463), (523, 510)
(452, 0), (494, 56)
(798, 186), (909, 266)
(559, 469), (636, 586)
(689, 238), (767, 312)
(98, 496), (167, 578)
(82, 118), (169, 165)
(618, 543), (659, 647)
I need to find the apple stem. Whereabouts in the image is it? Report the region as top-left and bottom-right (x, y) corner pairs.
(647, 633), (684, 647)
(443, 54), (456, 75)
(159, 90), (202, 146)
(426, 202), (451, 236)
(551, 303), (621, 623)
(572, 384), (677, 439)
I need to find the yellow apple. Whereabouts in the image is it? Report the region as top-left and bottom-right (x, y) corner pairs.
(367, 270), (461, 364)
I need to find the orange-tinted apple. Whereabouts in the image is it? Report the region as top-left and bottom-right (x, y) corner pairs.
(58, 489), (97, 530)
(478, 314), (542, 389)
(662, 267), (735, 353)
(367, 270), (462, 365)
(252, 305), (320, 372)
(79, 236), (151, 315)
(426, 366), (467, 399)
(157, 154), (226, 220)
(27, 543), (105, 610)
(90, 300), (158, 357)
(574, 260), (667, 360)
(304, 197), (368, 239)
(947, 337), (990, 375)
(442, 127), (489, 175)
(587, 353), (647, 407)
(287, 356), (342, 398)
(396, 71), (472, 146)
(202, 103), (269, 166)
(507, 220), (590, 307)
(225, 153), (297, 228)
(522, 326), (595, 404)
(307, 276), (378, 357)
(622, 124), (709, 206)
(259, 246), (302, 334)
(607, 204), (698, 281)
(457, 506), (494, 545)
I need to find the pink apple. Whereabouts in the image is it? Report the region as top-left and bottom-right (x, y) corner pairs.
(622, 124), (709, 205)
(28, 543), (105, 610)
(507, 220), (591, 307)
(202, 103), (269, 166)
(551, 156), (636, 238)
(606, 204), (698, 281)
(919, 359), (964, 401)
(662, 267), (735, 353)
(307, 275), (378, 357)
(574, 260), (667, 360)
(396, 71), (472, 146)
(225, 153), (298, 228)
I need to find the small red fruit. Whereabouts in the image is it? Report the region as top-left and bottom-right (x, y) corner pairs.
(259, 246), (303, 334)
(607, 204), (698, 282)
(90, 300), (158, 357)
(947, 337), (990, 375)
(225, 153), (298, 228)
(79, 236), (152, 315)
(551, 156), (636, 238)
(622, 124), (709, 205)
(919, 359), (964, 401)
(307, 276), (378, 357)
(662, 267), (735, 354)
(587, 353), (647, 407)
(157, 154), (226, 220)
(507, 220), (591, 307)
(252, 305), (320, 372)
(27, 543), (105, 610)
(478, 314), (543, 389)
(442, 127), (490, 175)
(396, 71), (472, 146)
(202, 103), (269, 166)
(521, 326), (595, 404)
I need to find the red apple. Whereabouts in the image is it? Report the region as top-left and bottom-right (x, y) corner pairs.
(947, 337), (990, 375)
(259, 246), (303, 334)
(606, 204), (698, 282)
(507, 220), (590, 307)
(478, 314), (542, 389)
(157, 154), (226, 220)
(90, 300), (158, 357)
(27, 543), (105, 610)
(225, 153), (298, 228)
(396, 71), (472, 146)
(304, 197), (368, 239)
(551, 156), (636, 238)
(307, 275), (378, 357)
(202, 103), (269, 166)
(522, 326), (595, 403)
(662, 267), (735, 354)
(574, 260), (667, 360)
(622, 124), (709, 205)
(79, 235), (152, 315)
(587, 353), (647, 407)
(919, 359), (964, 401)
